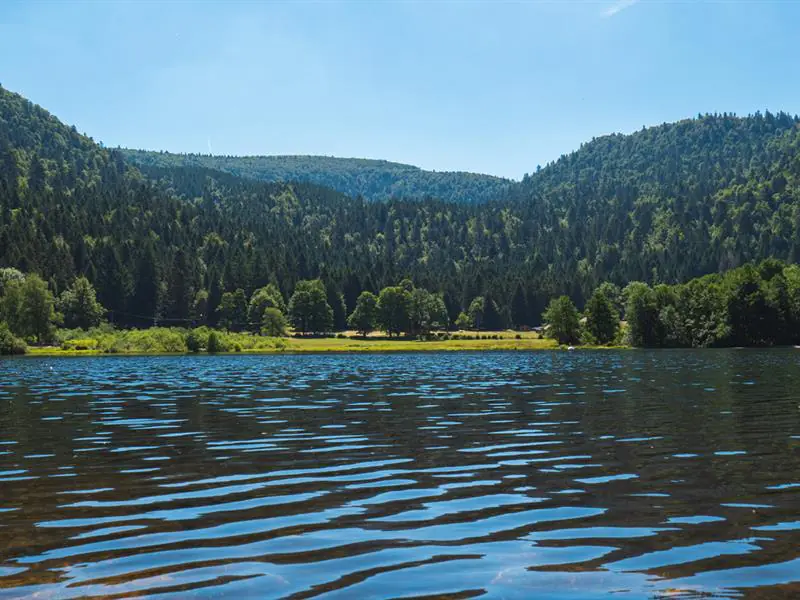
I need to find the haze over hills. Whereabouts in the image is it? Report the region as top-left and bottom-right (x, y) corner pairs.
(121, 150), (513, 204)
(2, 83), (800, 328)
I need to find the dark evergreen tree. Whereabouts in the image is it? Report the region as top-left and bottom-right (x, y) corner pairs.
(217, 289), (248, 331)
(510, 283), (529, 328)
(584, 288), (619, 345)
(131, 240), (164, 326)
(326, 285), (348, 331)
(483, 294), (505, 330)
(166, 249), (195, 322)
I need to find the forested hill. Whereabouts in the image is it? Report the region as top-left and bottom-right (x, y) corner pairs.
(3, 83), (800, 330)
(521, 112), (799, 199)
(506, 111), (800, 285)
(121, 149), (512, 204)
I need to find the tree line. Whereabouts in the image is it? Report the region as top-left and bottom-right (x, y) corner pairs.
(542, 258), (800, 348)
(4, 258), (800, 354)
(0, 268), (105, 353)
(0, 266), (505, 352)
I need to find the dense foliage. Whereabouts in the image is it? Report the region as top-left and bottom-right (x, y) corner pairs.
(122, 150), (512, 204)
(287, 279), (333, 334)
(584, 289), (619, 345)
(0, 272), (58, 343)
(3, 259), (800, 351)
(58, 276), (106, 329)
(4, 85), (800, 338)
(509, 111), (800, 290)
(542, 296), (581, 345)
(0, 321), (25, 355)
(620, 259), (800, 348)
(348, 291), (378, 337)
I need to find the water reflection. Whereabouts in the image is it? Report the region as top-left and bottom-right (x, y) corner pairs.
(0, 350), (798, 598)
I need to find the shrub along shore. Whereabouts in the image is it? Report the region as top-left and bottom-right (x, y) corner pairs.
(20, 327), (559, 356)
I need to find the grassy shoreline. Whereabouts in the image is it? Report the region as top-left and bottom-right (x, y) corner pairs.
(24, 333), (563, 356)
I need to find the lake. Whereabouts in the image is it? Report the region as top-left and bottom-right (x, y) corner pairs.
(0, 351), (798, 599)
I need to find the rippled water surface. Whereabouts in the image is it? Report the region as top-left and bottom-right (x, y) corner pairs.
(0, 351), (798, 599)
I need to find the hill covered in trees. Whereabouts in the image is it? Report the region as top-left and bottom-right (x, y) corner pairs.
(507, 110), (800, 285)
(3, 83), (800, 340)
(121, 149), (512, 204)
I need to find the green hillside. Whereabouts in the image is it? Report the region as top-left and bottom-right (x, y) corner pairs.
(121, 149), (512, 204)
(508, 111), (800, 285)
(2, 83), (800, 335)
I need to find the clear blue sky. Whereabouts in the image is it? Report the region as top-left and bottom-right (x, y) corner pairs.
(2, 1), (799, 179)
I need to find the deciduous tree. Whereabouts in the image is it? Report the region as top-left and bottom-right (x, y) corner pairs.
(348, 291), (378, 337)
(542, 296), (580, 345)
(58, 276), (106, 329)
(288, 279), (333, 334)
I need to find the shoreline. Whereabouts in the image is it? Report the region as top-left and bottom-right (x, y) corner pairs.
(8, 341), (795, 358)
(24, 336), (567, 357)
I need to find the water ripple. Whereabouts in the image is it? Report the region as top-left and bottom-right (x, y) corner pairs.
(0, 350), (798, 598)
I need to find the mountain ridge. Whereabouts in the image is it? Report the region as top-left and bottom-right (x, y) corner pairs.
(121, 148), (513, 204)
(124, 150), (507, 176)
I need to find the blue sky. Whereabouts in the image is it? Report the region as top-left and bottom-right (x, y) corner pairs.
(1, 1), (799, 179)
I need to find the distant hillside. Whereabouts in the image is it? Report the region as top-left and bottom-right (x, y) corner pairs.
(516, 112), (800, 201)
(121, 150), (512, 204)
